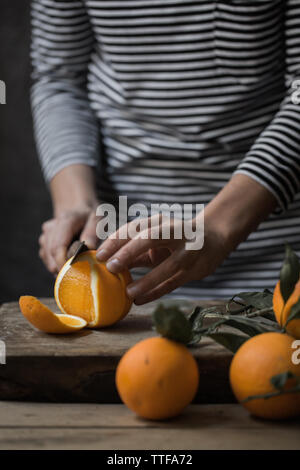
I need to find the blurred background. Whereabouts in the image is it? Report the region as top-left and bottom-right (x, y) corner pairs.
(0, 0), (53, 303)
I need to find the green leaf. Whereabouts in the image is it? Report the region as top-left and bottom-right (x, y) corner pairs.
(188, 306), (203, 327)
(256, 311), (277, 322)
(235, 290), (273, 310)
(225, 316), (273, 337)
(187, 332), (202, 347)
(189, 305), (223, 331)
(284, 298), (300, 327)
(207, 333), (247, 353)
(194, 314), (277, 339)
(153, 304), (193, 345)
(252, 315), (279, 329)
(280, 244), (300, 303)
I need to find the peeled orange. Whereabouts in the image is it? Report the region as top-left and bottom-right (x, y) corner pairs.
(19, 250), (132, 333)
(55, 250), (132, 328)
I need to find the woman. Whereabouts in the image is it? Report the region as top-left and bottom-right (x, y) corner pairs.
(32, 0), (300, 304)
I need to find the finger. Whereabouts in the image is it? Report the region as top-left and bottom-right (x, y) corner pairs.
(38, 233), (46, 249)
(40, 220), (59, 273)
(39, 240), (57, 274)
(105, 230), (169, 274)
(96, 221), (138, 262)
(127, 252), (153, 268)
(96, 217), (155, 262)
(39, 250), (57, 274)
(134, 270), (186, 305)
(41, 219), (55, 233)
(80, 212), (100, 249)
(127, 247), (170, 269)
(126, 253), (182, 299)
(148, 247), (171, 265)
(50, 216), (85, 270)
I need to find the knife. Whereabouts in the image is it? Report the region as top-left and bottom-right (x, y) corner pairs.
(67, 240), (89, 265)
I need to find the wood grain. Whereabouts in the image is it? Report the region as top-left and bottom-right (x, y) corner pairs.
(0, 298), (234, 403)
(0, 402), (299, 450)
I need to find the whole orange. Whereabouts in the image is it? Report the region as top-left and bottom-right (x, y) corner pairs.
(273, 280), (300, 339)
(230, 332), (300, 420)
(116, 337), (199, 420)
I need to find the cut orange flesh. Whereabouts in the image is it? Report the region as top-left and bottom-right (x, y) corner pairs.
(54, 250), (132, 328)
(19, 296), (87, 334)
(55, 258), (95, 323)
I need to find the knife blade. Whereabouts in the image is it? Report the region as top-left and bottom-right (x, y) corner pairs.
(67, 240), (89, 264)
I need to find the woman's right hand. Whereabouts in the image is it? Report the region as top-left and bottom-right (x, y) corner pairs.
(39, 164), (100, 274)
(39, 205), (100, 274)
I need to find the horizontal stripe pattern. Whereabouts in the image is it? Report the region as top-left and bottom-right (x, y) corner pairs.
(31, 0), (300, 298)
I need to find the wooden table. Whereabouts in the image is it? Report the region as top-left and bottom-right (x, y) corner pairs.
(0, 299), (234, 403)
(0, 299), (299, 450)
(0, 402), (299, 450)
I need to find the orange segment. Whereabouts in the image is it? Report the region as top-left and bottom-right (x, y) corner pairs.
(19, 296), (87, 334)
(55, 258), (95, 323)
(94, 262), (129, 327)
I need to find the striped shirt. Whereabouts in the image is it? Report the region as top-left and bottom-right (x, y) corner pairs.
(31, 0), (300, 299)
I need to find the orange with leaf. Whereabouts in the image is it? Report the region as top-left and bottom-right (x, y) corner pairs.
(229, 244), (300, 419)
(230, 331), (300, 420)
(116, 305), (199, 420)
(19, 246), (132, 333)
(135, 245), (300, 422)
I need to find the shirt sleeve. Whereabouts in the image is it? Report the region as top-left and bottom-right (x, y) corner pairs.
(233, 0), (300, 212)
(31, 0), (99, 182)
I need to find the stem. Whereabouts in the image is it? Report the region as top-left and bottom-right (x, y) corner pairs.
(246, 307), (274, 318)
(243, 386), (300, 403)
(226, 297), (248, 314)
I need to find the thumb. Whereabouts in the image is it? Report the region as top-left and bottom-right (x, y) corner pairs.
(80, 213), (100, 249)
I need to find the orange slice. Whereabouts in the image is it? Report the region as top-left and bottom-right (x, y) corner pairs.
(19, 296), (87, 334)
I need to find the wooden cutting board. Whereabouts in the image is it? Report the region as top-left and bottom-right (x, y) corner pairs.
(0, 298), (235, 403)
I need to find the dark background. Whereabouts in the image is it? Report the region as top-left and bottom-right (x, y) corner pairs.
(0, 1), (53, 303)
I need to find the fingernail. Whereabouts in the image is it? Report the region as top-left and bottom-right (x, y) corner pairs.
(96, 249), (109, 261)
(106, 258), (123, 273)
(84, 238), (96, 249)
(126, 284), (139, 298)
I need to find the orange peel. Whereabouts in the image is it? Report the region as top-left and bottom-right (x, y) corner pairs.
(19, 295), (87, 334)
